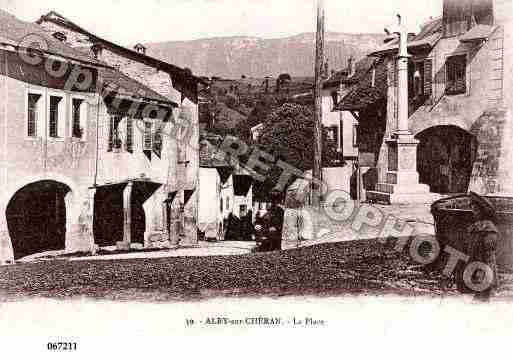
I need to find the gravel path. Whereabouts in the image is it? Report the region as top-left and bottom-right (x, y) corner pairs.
(0, 237), (460, 302)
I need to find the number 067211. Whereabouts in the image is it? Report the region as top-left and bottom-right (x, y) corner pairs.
(47, 342), (77, 351)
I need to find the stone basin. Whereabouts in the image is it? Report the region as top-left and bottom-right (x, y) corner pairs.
(431, 195), (513, 270)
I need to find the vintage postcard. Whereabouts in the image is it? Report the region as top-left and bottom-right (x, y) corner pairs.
(0, 0), (512, 357)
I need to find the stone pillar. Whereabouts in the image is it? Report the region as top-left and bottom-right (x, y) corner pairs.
(381, 16), (432, 204)
(0, 209), (14, 265)
(72, 188), (98, 254)
(119, 181), (133, 250)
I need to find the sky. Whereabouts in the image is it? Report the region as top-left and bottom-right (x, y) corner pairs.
(0, 0), (443, 45)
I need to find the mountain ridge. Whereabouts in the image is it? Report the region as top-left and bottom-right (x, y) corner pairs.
(144, 32), (385, 79)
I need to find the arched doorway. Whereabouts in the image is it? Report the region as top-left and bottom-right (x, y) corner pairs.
(416, 126), (477, 194)
(6, 180), (71, 259)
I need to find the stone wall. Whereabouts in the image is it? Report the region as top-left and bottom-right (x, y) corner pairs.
(39, 18), (200, 244)
(0, 69), (100, 262)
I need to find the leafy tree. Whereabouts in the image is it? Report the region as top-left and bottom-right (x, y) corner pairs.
(257, 103), (340, 172)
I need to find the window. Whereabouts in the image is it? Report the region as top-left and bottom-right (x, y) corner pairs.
(330, 91), (338, 110)
(153, 123), (163, 158)
(353, 125), (359, 148)
(446, 55), (467, 95)
(143, 121), (153, 151)
(325, 125), (339, 145)
(27, 93), (41, 137)
(126, 118), (134, 153)
(220, 198), (223, 212)
(52, 32), (67, 42)
(108, 115), (122, 152)
(226, 197), (230, 211)
(240, 205), (248, 217)
(49, 96), (63, 138)
(72, 98), (84, 139)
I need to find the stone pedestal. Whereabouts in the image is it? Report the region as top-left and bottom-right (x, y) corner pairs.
(385, 135), (432, 203)
(368, 134), (434, 204)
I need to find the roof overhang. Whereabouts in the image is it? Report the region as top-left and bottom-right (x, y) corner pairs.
(459, 25), (498, 43)
(369, 33), (441, 57)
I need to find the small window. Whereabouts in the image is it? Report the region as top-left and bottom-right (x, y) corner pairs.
(27, 93), (41, 137)
(108, 115), (122, 151)
(49, 96), (63, 138)
(52, 32), (67, 42)
(330, 91), (338, 110)
(446, 55), (467, 95)
(226, 197), (230, 211)
(353, 125), (359, 148)
(72, 98), (84, 138)
(240, 205), (248, 217)
(220, 198), (223, 212)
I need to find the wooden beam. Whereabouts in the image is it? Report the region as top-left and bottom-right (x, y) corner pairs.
(350, 111), (361, 121)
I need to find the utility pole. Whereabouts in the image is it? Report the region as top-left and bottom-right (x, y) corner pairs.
(312, 0), (325, 209)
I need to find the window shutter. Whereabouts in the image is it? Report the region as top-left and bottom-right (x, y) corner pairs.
(143, 121), (153, 151)
(108, 116), (114, 152)
(423, 59), (433, 98)
(153, 123), (163, 158)
(126, 118), (133, 153)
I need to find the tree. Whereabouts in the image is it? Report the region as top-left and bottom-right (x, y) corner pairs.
(258, 103), (340, 172)
(276, 73), (292, 94)
(277, 73), (292, 84)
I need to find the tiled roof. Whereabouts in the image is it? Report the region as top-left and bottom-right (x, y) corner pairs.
(0, 9), (102, 65)
(335, 59), (387, 111)
(323, 56), (376, 89)
(459, 24), (498, 42)
(199, 138), (232, 168)
(370, 17), (442, 56)
(37, 11), (207, 85)
(99, 67), (178, 107)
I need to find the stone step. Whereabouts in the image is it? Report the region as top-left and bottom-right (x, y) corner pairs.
(367, 190), (440, 205)
(366, 190), (392, 205)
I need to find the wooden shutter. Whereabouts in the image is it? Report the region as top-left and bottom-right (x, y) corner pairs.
(108, 116), (113, 152)
(153, 123), (163, 158)
(126, 118), (133, 153)
(143, 121), (152, 151)
(423, 59), (433, 98)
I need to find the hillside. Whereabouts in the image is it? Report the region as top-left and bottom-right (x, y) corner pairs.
(145, 32), (385, 78)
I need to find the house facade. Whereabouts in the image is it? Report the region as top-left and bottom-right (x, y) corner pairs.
(338, 0), (513, 203)
(36, 11), (203, 246)
(198, 135), (254, 241)
(0, 10), (202, 264)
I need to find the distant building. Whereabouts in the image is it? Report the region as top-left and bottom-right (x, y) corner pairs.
(198, 136), (254, 240)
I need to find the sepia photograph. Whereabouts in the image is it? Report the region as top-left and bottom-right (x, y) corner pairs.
(0, 0), (512, 356)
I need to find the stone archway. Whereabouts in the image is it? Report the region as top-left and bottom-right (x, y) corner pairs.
(416, 125), (478, 194)
(5, 180), (71, 259)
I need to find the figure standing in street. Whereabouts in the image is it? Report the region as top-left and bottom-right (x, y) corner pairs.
(257, 192), (285, 251)
(456, 192), (501, 302)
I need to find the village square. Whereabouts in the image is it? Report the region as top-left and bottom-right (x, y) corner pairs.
(0, 0), (513, 303)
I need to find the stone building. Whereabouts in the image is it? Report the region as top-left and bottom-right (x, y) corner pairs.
(0, 10), (202, 264)
(37, 11), (202, 243)
(337, 0), (513, 203)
